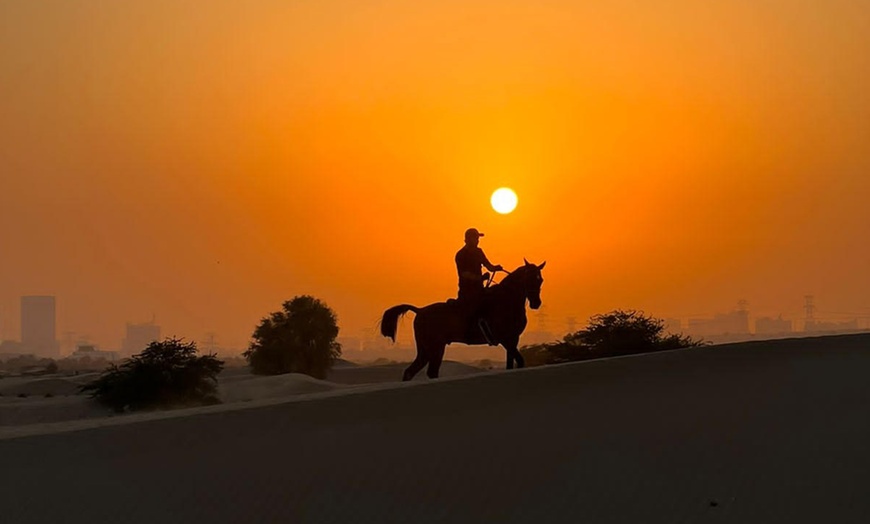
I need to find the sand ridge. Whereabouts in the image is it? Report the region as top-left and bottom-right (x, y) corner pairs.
(2, 333), (870, 523)
(0, 360), (488, 439)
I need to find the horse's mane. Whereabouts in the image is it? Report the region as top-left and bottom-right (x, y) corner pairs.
(493, 264), (533, 289)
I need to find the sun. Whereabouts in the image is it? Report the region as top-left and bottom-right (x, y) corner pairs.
(491, 187), (518, 214)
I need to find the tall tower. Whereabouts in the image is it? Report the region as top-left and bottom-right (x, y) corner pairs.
(122, 320), (161, 356)
(804, 295), (816, 321)
(735, 299), (750, 334)
(202, 332), (218, 354)
(804, 295), (816, 332)
(20, 296), (59, 357)
(535, 306), (549, 333)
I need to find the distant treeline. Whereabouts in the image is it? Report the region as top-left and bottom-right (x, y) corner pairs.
(0, 354), (112, 376)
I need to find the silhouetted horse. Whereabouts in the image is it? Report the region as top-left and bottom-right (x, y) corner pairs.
(380, 259), (546, 380)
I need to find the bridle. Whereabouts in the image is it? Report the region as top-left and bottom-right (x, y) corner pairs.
(485, 267), (511, 288)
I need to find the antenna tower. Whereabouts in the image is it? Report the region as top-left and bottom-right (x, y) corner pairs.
(804, 295), (816, 322)
(536, 307), (549, 332)
(566, 316), (578, 334)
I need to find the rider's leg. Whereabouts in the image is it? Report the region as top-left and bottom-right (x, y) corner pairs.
(478, 318), (495, 345)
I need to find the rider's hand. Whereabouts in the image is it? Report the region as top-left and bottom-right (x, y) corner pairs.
(493, 265), (504, 272)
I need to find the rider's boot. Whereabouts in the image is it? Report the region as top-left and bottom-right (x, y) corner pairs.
(478, 318), (496, 346)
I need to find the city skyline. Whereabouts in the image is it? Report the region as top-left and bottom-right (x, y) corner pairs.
(2, 2), (868, 355)
(1, 293), (867, 356)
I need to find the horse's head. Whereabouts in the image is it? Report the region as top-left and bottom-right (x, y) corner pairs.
(517, 258), (546, 310)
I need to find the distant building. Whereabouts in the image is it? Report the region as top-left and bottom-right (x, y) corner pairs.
(122, 321), (161, 356)
(756, 315), (793, 336)
(20, 296), (59, 357)
(662, 318), (683, 335)
(71, 344), (119, 361)
(687, 308), (750, 339)
(337, 336), (364, 360)
(0, 340), (25, 360)
(805, 319), (859, 333)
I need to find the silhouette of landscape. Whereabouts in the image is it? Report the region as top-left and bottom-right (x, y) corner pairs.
(2, 333), (870, 522)
(3, 1), (870, 522)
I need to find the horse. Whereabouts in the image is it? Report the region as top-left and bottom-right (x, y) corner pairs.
(380, 259), (546, 381)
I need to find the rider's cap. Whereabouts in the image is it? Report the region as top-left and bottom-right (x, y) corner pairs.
(465, 228), (484, 239)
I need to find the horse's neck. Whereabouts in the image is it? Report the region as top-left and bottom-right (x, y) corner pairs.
(493, 280), (527, 310)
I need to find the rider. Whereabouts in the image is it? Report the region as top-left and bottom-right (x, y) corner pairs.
(455, 228), (503, 344)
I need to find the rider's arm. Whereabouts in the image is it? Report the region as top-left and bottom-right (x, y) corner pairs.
(480, 252), (503, 272)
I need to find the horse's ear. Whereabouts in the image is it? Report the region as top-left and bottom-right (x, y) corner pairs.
(523, 257), (530, 266)
(538, 261), (546, 270)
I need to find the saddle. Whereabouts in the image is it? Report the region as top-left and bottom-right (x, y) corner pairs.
(446, 295), (496, 345)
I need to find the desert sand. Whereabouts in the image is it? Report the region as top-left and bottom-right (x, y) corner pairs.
(1, 333), (869, 523)
(0, 360), (484, 427)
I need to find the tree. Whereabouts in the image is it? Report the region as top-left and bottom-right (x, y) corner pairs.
(81, 338), (223, 412)
(521, 310), (705, 365)
(244, 295), (342, 378)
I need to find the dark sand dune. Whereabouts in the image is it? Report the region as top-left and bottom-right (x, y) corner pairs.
(218, 372), (342, 402)
(332, 358), (360, 369)
(2, 333), (870, 523)
(327, 360), (482, 385)
(0, 377), (82, 397)
(0, 359), (475, 427)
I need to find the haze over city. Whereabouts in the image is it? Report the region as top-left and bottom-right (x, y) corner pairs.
(2, 1), (868, 352)
(5, 3), (870, 523)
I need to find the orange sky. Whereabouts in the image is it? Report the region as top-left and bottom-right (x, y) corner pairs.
(1, 1), (868, 350)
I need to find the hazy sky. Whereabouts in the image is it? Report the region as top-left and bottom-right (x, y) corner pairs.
(1, 1), (868, 350)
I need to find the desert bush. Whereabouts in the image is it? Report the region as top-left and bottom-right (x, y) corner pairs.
(476, 359), (495, 369)
(244, 295), (342, 378)
(521, 310), (705, 366)
(81, 338), (223, 412)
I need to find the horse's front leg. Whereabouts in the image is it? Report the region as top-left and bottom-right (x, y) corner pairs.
(502, 336), (523, 370)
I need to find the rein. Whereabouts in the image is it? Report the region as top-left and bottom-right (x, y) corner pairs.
(486, 268), (512, 288)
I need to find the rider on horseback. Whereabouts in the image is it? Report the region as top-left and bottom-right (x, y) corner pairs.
(455, 228), (503, 344)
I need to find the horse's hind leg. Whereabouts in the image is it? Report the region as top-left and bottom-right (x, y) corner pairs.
(403, 352), (427, 382)
(425, 344), (446, 379)
(504, 344), (514, 369)
(511, 347), (525, 369)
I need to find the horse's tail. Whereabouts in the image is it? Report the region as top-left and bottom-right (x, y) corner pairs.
(380, 304), (420, 342)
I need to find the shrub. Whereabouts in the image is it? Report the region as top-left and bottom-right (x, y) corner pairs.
(81, 338), (223, 412)
(521, 310), (705, 365)
(244, 296), (342, 378)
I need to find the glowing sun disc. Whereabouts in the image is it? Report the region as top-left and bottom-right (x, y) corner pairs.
(491, 187), (518, 214)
